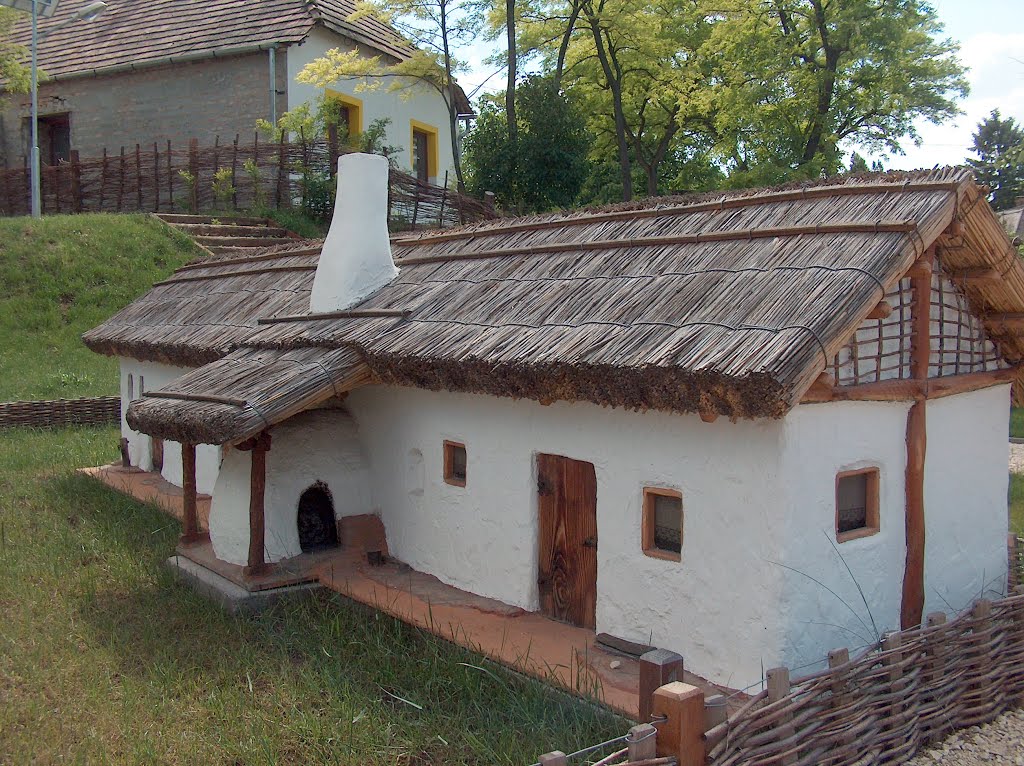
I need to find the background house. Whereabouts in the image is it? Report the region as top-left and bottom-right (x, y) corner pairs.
(0, 0), (464, 186)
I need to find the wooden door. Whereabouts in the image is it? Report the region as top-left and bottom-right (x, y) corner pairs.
(537, 453), (597, 629)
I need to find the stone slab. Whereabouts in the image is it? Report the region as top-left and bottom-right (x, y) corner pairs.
(164, 554), (322, 614)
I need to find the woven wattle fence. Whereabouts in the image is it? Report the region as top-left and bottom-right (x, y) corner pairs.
(0, 133), (495, 230)
(0, 396), (120, 428)
(705, 592), (1024, 766)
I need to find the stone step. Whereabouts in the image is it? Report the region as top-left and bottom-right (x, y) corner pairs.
(194, 235), (295, 248)
(176, 223), (291, 238)
(155, 213), (270, 226)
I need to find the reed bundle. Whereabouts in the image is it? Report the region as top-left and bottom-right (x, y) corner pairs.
(90, 167), (1024, 432)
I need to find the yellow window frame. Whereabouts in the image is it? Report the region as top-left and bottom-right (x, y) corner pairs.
(324, 89), (363, 135)
(410, 119), (439, 180)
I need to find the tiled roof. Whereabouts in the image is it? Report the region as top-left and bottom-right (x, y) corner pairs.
(7, 0), (411, 80)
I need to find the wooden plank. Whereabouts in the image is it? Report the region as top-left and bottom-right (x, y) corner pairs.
(865, 300), (893, 320)
(596, 632), (655, 657)
(143, 390), (248, 407)
(536, 453), (597, 630)
(256, 309), (412, 325)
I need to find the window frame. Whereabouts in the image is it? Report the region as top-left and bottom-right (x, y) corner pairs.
(324, 89), (364, 136)
(409, 119), (439, 183)
(642, 486), (683, 562)
(835, 467), (881, 543)
(443, 440), (467, 487)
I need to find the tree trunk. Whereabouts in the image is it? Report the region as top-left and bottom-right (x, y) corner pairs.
(553, 0), (582, 91)
(583, 1), (632, 200)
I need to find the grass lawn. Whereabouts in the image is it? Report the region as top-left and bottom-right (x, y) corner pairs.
(0, 214), (201, 402)
(1010, 474), (1024, 537)
(0, 426), (624, 765)
(1011, 408), (1024, 440)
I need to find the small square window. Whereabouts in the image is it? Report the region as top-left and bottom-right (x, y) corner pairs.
(643, 488), (682, 561)
(835, 468), (880, 542)
(443, 440), (467, 486)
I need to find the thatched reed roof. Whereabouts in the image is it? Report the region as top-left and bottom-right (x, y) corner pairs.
(126, 347), (370, 445)
(87, 168), (1024, 443)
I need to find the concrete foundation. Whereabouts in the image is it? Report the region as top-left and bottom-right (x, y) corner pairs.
(164, 554), (322, 614)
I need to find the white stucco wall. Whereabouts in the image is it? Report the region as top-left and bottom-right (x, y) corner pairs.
(922, 385), (1010, 614)
(208, 408), (373, 566)
(777, 400), (911, 672)
(286, 27), (457, 185)
(118, 358), (220, 494)
(347, 385), (790, 685)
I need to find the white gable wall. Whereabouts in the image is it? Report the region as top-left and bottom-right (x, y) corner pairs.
(287, 27), (456, 185)
(118, 358), (220, 494)
(347, 385), (790, 686)
(922, 385), (1010, 614)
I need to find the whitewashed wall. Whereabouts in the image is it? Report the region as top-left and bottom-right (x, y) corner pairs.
(208, 408), (373, 566)
(347, 385), (791, 685)
(286, 27), (457, 185)
(922, 385), (1010, 614)
(118, 358), (220, 494)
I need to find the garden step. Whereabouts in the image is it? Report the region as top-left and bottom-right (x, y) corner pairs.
(193, 235), (296, 248)
(155, 213), (270, 226)
(175, 224), (291, 238)
(204, 245), (285, 256)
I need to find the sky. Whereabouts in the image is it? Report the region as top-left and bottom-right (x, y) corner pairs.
(457, 0), (1024, 171)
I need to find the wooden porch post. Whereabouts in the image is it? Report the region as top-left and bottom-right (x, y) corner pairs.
(901, 248), (933, 629)
(180, 442), (203, 545)
(243, 432), (272, 577)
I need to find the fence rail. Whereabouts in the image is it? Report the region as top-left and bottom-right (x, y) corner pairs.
(0, 134), (495, 230)
(0, 396), (120, 428)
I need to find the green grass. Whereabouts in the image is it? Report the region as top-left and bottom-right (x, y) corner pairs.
(259, 207), (328, 239)
(0, 426), (624, 764)
(1010, 474), (1024, 537)
(1011, 407), (1024, 440)
(0, 214), (202, 402)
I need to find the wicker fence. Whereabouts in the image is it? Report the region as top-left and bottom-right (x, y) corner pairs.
(0, 396), (120, 428)
(0, 134), (495, 230)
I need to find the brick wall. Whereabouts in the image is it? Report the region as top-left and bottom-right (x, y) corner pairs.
(0, 49), (289, 166)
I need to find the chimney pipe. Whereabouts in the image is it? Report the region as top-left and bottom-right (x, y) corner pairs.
(310, 153), (398, 313)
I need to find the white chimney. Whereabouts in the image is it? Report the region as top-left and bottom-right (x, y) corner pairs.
(310, 153), (398, 313)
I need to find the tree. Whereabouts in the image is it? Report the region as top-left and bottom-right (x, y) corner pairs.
(464, 75), (591, 211)
(967, 110), (1024, 211)
(296, 0), (479, 191)
(704, 0), (968, 184)
(0, 8), (31, 93)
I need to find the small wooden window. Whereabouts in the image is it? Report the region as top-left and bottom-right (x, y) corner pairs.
(443, 440), (467, 486)
(835, 468), (880, 542)
(642, 487), (682, 561)
(127, 373), (134, 400)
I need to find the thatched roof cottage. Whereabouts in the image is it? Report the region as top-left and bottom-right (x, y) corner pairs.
(85, 156), (1020, 685)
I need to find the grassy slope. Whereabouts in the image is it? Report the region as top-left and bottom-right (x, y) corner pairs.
(0, 427), (624, 764)
(0, 214), (201, 401)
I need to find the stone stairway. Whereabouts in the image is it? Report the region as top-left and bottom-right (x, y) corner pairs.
(154, 213), (302, 257)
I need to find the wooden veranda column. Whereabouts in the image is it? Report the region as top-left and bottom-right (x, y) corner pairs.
(241, 432), (272, 577)
(901, 248), (933, 629)
(180, 442), (203, 545)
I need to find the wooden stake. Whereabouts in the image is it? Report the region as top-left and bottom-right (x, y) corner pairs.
(180, 442), (203, 544)
(538, 752), (567, 766)
(243, 432), (271, 576)
(628, 723), (658, 761)
(652, 682), (705, 766)
(639, 649), (683, 724)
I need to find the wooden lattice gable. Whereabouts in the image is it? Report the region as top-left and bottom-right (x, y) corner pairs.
(830, 264), (1008, 387)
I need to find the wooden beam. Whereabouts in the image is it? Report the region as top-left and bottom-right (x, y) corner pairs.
(800, 367), (1018, 403)
(652, 682), (706, 766)
(947, 267), (1000, 284)
(865, 300), (893, 320)
(901, 252), (931, 630)
(243, 431), (272, 577)
(985, 313), (1024, 331)
(257, 309), (412, 326)
(924, 367), (1019, 399)
(180, 442), (203, 545)
(144, 390), (248, 407)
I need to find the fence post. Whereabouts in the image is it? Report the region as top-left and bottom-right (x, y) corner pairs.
(881, 631), (903, 683)
(98, 147), (107, 210)
(767, 667), (795, 766)
(653, 681), (706, 766)
(135, 143), (143, 211)
(537, 751), (566, 766)
(189, 138), (200, 213)
(702, 693), (728, 760)
(70, 150), (82, 213)
(167, 139), (174, 208)
(117, 146), (126, 212)
(639, 649), (683, 725)
(275, 129), (287, 208)
(153, 142), (160, 211)
(627, 723), (657, 761)
(231, 134), (239, 210)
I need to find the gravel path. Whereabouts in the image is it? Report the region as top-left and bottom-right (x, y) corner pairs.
(1010, 442), (1024, 474)
(905, 709), (1024, 765)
